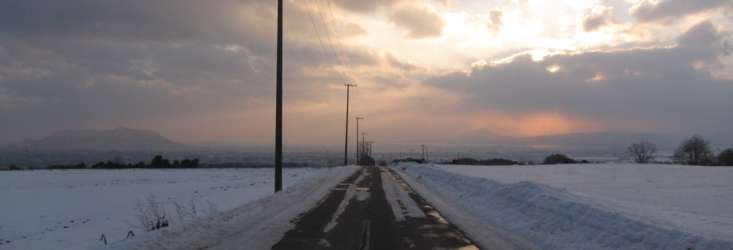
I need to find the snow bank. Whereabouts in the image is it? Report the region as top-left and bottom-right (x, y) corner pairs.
(110, 166), (358, 250)
(0, 168), (339, 250)
(394, 168), (533, 249)
(399, 164), (733, 250)
(437, 163), (733, 240)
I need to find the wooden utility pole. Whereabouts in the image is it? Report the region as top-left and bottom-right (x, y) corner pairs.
(356, 117), (363, 163)
(275, 0), (283, 192)
(344, 84), (356, 165)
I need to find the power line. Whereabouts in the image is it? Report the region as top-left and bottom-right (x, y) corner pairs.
(305, 0), (359, 168)
(323, 0), (354, 71)
(310, 0), (341, 61)
(314, 0), (350, 70)
(304, 0), (348, 83)
(303, 0), (330, 61)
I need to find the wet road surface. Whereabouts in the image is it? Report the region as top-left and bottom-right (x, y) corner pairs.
(272, 166), (479, 250)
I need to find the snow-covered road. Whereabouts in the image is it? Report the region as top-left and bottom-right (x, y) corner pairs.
(271, 166), (491, 250)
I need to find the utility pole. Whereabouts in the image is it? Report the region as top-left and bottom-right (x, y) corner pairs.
(343, 84), (356, 165)
(421, 145), (427, 162)
(361, 132), (367, 155)
(355, 117), (363, 163)
(365, 141), (374, 157)
(274, 0), (284, 192)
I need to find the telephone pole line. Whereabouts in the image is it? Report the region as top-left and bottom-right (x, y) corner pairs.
(274, 0), (284, 192)
(343, 84), (356, 165)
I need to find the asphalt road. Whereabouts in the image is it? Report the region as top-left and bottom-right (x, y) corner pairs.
(271, 166), (479, 250)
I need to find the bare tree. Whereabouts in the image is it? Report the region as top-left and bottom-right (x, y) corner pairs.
(674, 135), (715, 165)
(627, 141), (657, 163)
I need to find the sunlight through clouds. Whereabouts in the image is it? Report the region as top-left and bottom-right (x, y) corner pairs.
(0, 0), (731, 144)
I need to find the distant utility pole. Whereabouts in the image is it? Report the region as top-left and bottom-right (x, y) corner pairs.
(421, 145), (428, 162)
(361, 132), (367, 159)
(343, 84), (357, 165)
(365, 141), (374, 157)
(274, 0), (284, 192)
(355, 117), (363, 163)
(355, 117), (363, 162)
(361, 132), (367, 154)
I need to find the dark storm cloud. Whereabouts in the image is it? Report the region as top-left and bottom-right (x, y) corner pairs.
(0, 0), (383, 142)
(630, 0), (732, 23)
(426, 21), (733, 134)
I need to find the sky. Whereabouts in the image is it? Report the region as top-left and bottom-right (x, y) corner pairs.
(0, 0), (732, 147)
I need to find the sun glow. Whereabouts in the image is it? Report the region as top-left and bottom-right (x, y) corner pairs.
(469, 111), (598, 138)
(516, 113), (576, 137)
(546, 64), (562, 73)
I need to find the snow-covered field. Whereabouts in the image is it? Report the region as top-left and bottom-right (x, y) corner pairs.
(0, 168), (336, 250)
(399, 163), (733, 249)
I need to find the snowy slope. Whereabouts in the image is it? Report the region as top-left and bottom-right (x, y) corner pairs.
(398, 163), (733, 250)
(0, 168), (340, 250)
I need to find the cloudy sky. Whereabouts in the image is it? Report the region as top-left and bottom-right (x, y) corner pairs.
(0, 0), (731, 147)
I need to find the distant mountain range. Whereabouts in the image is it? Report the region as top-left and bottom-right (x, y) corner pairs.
(7, 127), (188, 151)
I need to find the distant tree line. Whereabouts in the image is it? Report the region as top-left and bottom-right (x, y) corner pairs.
(543, 154), (590, 164)
(4, 160), (319, 171)
(449, 158), (519, 165)
(0, 164), (23, 171)
(445, 155), (589, 166)
(627, 135), (733, 166)
(47, 155), (200, 169)
(392, 158), (426, 164)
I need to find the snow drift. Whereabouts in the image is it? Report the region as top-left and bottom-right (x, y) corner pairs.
(399, 164), (733, 250)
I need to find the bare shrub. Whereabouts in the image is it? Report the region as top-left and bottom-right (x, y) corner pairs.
(205, 200), (219, 216)
(627, 141), (657, 163)
(135, 195), (169, 232)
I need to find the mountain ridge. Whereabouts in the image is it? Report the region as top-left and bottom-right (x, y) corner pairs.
(7, 127), (188, 151)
